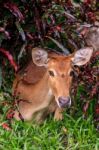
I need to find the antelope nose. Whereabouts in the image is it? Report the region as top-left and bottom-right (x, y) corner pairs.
(58, 96), (71, 108)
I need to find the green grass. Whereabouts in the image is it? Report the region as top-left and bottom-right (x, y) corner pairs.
(0, 90), (99, 150)
(0, 111), (99, 150)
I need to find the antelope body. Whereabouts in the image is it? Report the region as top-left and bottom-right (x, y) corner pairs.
(13, 47), (93, 123)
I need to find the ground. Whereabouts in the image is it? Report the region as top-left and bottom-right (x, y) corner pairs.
(0, 90), (99, 150)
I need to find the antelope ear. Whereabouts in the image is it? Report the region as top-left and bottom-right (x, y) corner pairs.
(32, 48), (48, 66)
(72, 47), (93, 66)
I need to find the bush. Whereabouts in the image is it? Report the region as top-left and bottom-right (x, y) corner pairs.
(0, 0), (98, 128)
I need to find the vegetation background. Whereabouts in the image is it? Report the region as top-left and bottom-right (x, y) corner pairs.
(0, 0), (99, 149)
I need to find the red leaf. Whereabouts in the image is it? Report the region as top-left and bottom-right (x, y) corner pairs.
(0, 27), (11, 39)
(4, 2), (24, 22)
(83, 101), (89, 113)
(79, 27), (89, 36)
(93, 51), (99, 57)
(84, 0), (92, 4)
(95, 103), (99, 115)
(2, 123), (11, 131)
(26, 33), (34, 40)
(87, 12), (96, 22)
(0, 48), (18, 72)
(6, 109), (14, 119)
(55, 26), (62, 32)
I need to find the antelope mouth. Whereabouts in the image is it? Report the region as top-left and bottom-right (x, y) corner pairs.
(56, 96), (71, 108)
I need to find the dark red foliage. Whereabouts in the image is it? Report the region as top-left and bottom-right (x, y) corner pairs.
(86, 12), (96, 22)
(6, 109), (14, 120)
(95, 103), (99, 115)
(83, 101), (90, 114)
(0, 48), (18, 72)
(76, 51), (99, 120)
(78, 51), (98, 97)
(4, 2), (24, 22)
(84, 0), (93, 4)
(2, 123), (11, 131)
(0, 27), (11, 39)
(0, 0), (98, 126)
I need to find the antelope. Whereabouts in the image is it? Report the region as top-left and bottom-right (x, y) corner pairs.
(79, 26), (99, 51)
(13, 47), (93, 123)
(84, 26), (99, 51)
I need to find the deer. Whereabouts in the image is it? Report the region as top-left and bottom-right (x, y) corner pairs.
(78, 26), (99, 51)
(12, 47), (93, 123)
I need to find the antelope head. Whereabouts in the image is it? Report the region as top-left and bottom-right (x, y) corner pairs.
(32, 47), (93, 108)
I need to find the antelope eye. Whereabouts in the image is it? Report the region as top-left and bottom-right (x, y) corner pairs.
(49, 70), (55, 77)
(70, 71), (74, 76)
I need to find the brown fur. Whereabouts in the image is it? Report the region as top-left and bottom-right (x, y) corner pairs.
(12, 48), (93, 123)
(13, 54), (73, 123)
